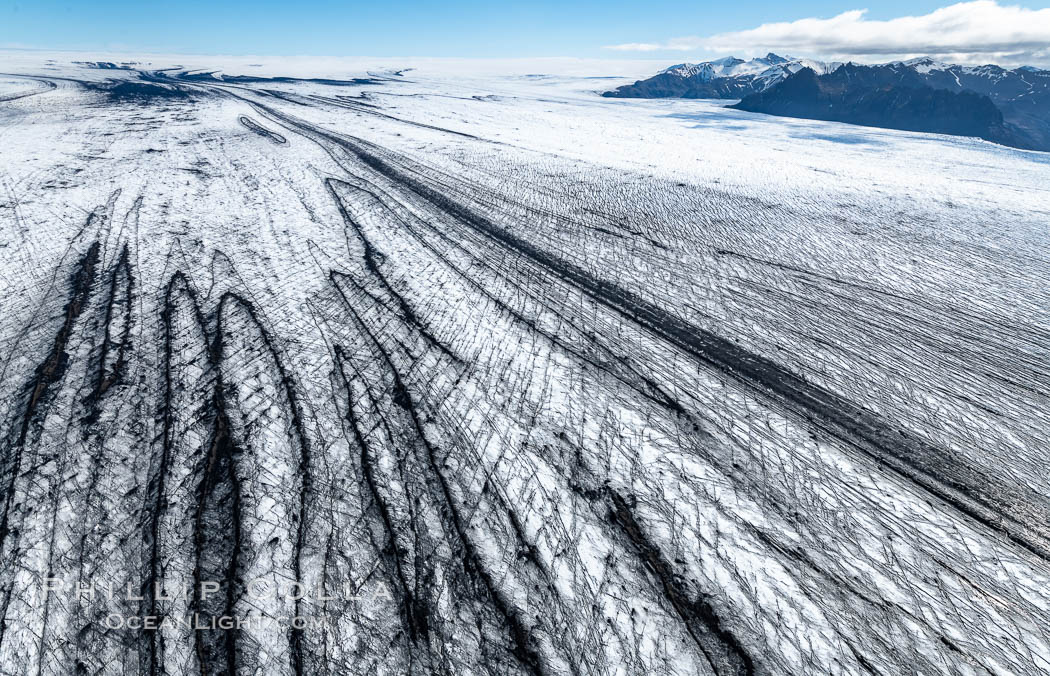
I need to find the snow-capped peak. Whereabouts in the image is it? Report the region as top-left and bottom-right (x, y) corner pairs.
(655, 54), (841, 93)
(900, 56), (950, 73)
(661, 62), (718, 79)
(662, 54), (830, 81)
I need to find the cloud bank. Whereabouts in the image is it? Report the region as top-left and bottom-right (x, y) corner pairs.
(604, 1), (1050, 67)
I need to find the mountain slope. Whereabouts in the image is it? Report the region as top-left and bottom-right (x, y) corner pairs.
(602, 53), (838, 99)
(903, 58), (1050, 149)
(729, 67), (1042, 150)
(607, 57), (1050, 150)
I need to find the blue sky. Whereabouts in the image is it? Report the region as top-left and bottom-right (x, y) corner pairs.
(3, 0), (1050, 65)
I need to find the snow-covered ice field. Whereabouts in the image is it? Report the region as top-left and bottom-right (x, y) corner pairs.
(0, 52), (1049, 675)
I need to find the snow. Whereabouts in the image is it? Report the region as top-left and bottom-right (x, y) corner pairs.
(0, 51), (1048, 675)
(901, 56), (951, 73)
(659, 54), (839, 88)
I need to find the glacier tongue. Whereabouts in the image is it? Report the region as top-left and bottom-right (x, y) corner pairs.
(0, 58), (1048, 675)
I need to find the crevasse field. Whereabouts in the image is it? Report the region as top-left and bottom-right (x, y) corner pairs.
(1, 54), (1049, 675)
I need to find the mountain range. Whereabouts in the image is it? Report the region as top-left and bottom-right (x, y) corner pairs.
(603, 54), (841, 99)
(604, 54), (1050, 151)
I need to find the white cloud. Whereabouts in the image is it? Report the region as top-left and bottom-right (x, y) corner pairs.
(604, 38), (705, 52)
(603, 1), (1050, 67)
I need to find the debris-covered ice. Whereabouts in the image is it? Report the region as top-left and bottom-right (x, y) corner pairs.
(0, 56), (1048, 675)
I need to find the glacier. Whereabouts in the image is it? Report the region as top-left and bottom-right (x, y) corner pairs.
(0, 55), (1048, 675)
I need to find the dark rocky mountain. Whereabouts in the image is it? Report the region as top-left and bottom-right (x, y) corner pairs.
(601, 70), (758, 99)
(602, 54), (839, 99)
(729, 65), (1047, 151)
(605, 56), (1050, 151)
(904, 59), (1050, 150)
